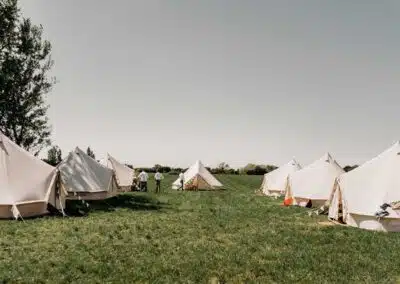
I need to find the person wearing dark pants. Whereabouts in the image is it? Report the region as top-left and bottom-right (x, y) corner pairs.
(138, 170), (149, 192)
(140, 181), (147, 192)
(154, 170), (164, 193)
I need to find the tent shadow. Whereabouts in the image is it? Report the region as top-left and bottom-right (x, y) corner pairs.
(65, 193), (167, 216)
(0, 194), (167, 221)
(184, 188), (227, 192)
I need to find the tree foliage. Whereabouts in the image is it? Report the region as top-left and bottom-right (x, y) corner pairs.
(43, 145), (62, 166)
(240, 163), (278, 175)
(86, 146), (95, 159)
(0, 0), (55, 155)
(343, 165), (358, 172)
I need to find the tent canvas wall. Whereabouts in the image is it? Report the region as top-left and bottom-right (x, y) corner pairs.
(328, 142), (400, 232)
(0, 132), (64, 219)
(106, 153), (135, 191)
(57, 147), (119, 200)
(284, 153), (344, 207)
(98, 158), (111, 169)
(261, 159), (301, 196)
(172, 160), (223, 190)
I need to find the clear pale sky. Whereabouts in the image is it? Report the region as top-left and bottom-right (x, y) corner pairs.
(19, 0), (400, 168)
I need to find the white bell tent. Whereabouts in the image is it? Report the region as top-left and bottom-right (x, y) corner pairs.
(284, 153), (344, 207)
(261, 159), (301, 196)
(328, 142), (400, 232)
(57, 147), (119, 200)
(98, 158), (111, 168)
(172, 160), (223, 190)
(106, 153), (135, 190)
(0, 132), (64, 219)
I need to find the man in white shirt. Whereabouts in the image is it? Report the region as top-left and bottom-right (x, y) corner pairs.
(178, 171), (185, 191)
(138, 170), (149, 192)
(154, 170), (164, 193)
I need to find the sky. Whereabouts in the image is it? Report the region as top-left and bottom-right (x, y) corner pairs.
(18, 0), (400, 168)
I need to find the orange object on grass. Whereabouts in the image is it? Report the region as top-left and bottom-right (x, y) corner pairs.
(283, 197), (293, 206)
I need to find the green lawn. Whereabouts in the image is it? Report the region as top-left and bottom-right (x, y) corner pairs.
(1, 174), (400, 283)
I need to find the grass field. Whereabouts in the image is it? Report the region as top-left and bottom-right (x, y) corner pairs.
(1, 174), (400, 283)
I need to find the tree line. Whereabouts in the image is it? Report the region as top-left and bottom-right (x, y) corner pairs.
(41, 145), (360, 175)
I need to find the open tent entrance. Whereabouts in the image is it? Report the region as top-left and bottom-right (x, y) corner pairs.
(327, 142), (400, 232)
(283, 153), (344, 208)
(172, 160), (223, 190)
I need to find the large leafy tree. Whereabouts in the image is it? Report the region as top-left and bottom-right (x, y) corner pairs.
(0, 0), (55, 155)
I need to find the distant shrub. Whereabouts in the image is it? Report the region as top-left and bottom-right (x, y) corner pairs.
(343, 165), (358, 172)
(136, 167), (156, 173)
(241, 164), (277, 175)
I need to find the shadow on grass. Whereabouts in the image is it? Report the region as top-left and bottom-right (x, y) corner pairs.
(65, 193), (169, 216)
(0, 194), (168, 221)
(183, 188), (227, 192)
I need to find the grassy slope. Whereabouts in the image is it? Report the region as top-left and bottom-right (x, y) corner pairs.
(1, 174), (400, 283)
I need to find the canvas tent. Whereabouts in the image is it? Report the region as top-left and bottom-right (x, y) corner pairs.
(284, 153), (344, 207)
(328, 142), (400, 232)
(0, 132), (64, 219)
(98, 158), (111, 168)
(57, 147), (119, 200)
(172, 160), (223, 190)
(261, 159), (301, 196)
(106, 153), (135, 190)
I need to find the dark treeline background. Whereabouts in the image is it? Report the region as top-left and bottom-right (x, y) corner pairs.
(42, 145), (359, 175)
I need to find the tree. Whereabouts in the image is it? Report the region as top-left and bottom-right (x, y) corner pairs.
(241, 163), (278, 175)
(43, 145), (62, 166)
(86, 146), (95, 159)
(161, 166), (171, 173)
(343, 165), (358, 172)
(217, 162), (230, 174)
(265, 165), (278, 173)
(0, 0), (56, 155)
(241, 163), (257, 174)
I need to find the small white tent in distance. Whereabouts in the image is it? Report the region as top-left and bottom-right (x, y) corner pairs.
(106, 153), (135, 191)
(57, 147), (119, 200)
(284, 153), (344, 207)
(172, 160), (223, 190)
(261, 159), (301, 196)
(328, 141), (400, 232)
(0, 132), (64, 219)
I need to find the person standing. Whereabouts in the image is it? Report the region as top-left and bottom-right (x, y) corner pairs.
(138, 170), (149, 192)
(178, 171), (185, 191)
(154, 170), (164, 193)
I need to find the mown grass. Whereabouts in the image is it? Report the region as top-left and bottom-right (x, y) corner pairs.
(1, 174), (400, 283)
